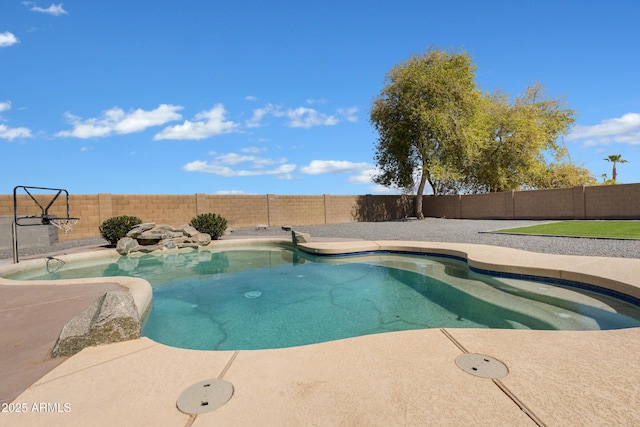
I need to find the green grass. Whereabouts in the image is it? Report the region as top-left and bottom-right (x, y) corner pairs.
(495, 221), (640, 239)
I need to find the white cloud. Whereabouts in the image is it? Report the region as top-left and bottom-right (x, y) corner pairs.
(216, 190), (250, 195)
(0, 101), (32, 140)
(56, 104), (183, 139)
(30, 3), (68, 16)
(368, 184), (401, 194)
(245, 96), (259, 102)
(0, 32), (19, 47)
(306, 98), (328, 105)
(115, 104), (183, 133)
(241, 146), (267, 154)
(0, 124), (33, 141)
(337, 107), (358, 123)
(183, 150), (296, 177)
(300, 160), (371, 175)
(0, 100), (12, 112)
(282, 107), (339, 128)
(246, 104), (277, 128)
(568, 113), (640, 146)
(154, 104), (239, 140)
(344, 166), (400, 194)
(246, 103), (357, 128)
(347, 167), (379, 184)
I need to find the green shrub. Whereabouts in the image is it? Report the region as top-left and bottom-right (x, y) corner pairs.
(190, 213), (227, 240)
(99, 215), (143, 245)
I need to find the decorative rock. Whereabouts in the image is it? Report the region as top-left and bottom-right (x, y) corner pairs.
(116, 236), (139, 255)
(116, 223), (213, 255)
(138, 244), (162, 253)
(178, 224), (200, 237)
(291, 230), (311, 245)
(126, 223), (156, 238)
(51, 291), (140, 358)
(194, 232), (211, 246)
(137, 229), (174, 243)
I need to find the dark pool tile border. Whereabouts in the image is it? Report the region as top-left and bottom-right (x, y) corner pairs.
(308, 249), (640, 307)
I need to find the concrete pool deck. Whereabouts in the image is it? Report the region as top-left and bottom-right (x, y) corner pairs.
(1, 237), (639, 426)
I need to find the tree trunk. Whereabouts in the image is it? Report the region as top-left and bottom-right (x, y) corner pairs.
(414, 172), (428, 219)
(612, 163), (617, 181)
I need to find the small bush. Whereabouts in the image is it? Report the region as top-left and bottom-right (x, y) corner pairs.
(99, 215), (143, 245)
(190, 213), (227, 240)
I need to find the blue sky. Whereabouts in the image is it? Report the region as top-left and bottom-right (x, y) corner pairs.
(1, 1), (639, 196)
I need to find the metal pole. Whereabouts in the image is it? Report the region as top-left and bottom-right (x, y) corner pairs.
(12, 220), (19, 264)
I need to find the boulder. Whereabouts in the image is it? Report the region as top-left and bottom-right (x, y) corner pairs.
(116, 236), (139, 255)
(292, 230), (311, 245)
(194, 232), (211, 246)
(51, 291), (140, 358)
(116, 223), (213, 255)
(177, 224), (200, 237)
(126, 223), (156, 238)
(137, 229), (173, 243)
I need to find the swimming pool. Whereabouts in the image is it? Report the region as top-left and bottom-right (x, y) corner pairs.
(7, 245), (640, 350)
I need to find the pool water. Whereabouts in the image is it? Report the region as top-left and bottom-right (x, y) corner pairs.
(9, 246), (640, 350)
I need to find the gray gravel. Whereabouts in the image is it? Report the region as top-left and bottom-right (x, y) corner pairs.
(2, 219), (638, 260)
(230, 219), (640, 259)
(0, 237), (109, 261)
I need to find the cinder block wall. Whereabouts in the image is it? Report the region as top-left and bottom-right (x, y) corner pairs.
(1, 184), (639, 243)
(424, 184), (640, 220)
(585, 183), (640, 219)
(458, 192), (512, 219)
(0, 217), (57, 251)
(324, 195), (364, 223)
(513, 188), (576, 219)
(266, 195), (326, 226)
(198, 194), (269, 228)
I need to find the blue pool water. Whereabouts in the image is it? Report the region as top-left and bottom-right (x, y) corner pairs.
(8, 246), (640, 350)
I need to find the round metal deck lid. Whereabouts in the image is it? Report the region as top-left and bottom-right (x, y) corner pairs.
(455, 353), (509, 379)
(176, 379), (234, 414)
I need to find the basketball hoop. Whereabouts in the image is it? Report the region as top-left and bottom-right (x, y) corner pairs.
(12, 185), (78, 264)
(48, 218), (79, 234)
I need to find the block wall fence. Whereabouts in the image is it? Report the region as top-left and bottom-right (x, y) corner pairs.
(1, 183), (638, 242)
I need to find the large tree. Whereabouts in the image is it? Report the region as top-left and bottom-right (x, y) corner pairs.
(465, 84), (582, 192)
(370, 48), (482, 218)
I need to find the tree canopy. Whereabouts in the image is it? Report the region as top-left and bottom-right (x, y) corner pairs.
(370, 48), (595, 218)
(465, 84), (581, 192)
(370, 48), (482, 218)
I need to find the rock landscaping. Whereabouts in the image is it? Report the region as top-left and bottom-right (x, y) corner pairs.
(116, 223), (212, 255)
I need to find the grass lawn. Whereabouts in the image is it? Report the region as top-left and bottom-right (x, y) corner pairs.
(495, 221), (640, 239)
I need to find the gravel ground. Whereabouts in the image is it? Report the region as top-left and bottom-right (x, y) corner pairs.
(0, 237), (109, 261)
(230, 219), (640, 259)
(2, 219), (639, 260)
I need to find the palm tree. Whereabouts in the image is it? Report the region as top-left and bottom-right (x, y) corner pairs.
(604, 154), (628, 182)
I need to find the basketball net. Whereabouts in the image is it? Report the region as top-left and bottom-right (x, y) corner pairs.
(49, 218), (79, 234)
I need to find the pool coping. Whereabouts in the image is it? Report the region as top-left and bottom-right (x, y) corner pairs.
(2, 237), (640, 425)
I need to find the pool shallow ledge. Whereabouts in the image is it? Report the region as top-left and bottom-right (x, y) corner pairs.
(295, 239), (640, 303)
(0, 249), (153, 320)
